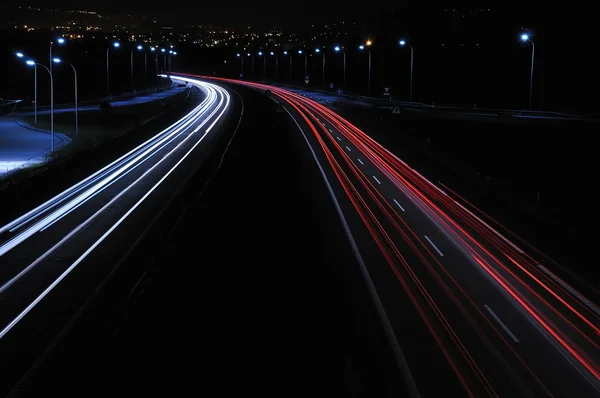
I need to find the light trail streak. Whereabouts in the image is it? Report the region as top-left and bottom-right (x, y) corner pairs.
(0, 77), (231, 340)
(175, 73), (597, 396)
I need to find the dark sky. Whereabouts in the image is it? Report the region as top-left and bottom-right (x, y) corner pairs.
(24, 0), (400, 27)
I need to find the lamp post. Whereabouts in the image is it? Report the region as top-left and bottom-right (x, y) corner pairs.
(130, 44), (143, 92)
(237, 53), (243, 77)
(168, 50), (173, 75)
(49, 37), (65, 74)
(258, 51), (265, 78)
(520, 33), (535, 110)
(141, 45), (148, 91)
(16, 52), (37, 124)
(52, 57), (78, 136)
(399, 40), (414, 102)
(334, 46), (346, 90)
(247, 53), (254, 76)
(359, 41), (372, 96)
(150, 46), (157, 87)
(21, 59), (54, 150)
(270, 52), (277, 80)
(161, 48), (166, 73)
(284, 50), (291, 80)
(106, 41), (120, 98)
(315, 48), (326, 89)
(298, 49), (307, 82)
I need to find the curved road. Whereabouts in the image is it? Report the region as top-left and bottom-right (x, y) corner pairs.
(0, 77), (237, 394)
(179, 73), (597, 397)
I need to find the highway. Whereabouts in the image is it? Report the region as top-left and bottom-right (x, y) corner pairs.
(178, 73), (597, 397)
(0, 76), (236, 394)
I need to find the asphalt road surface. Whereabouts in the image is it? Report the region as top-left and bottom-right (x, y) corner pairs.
(0, 118), (70, 175)
(0, 76), (239, 395)
(178, 73), (597, 397)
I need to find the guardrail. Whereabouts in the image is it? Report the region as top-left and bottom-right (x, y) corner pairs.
(14, 77), (174, 113)
(0, 100), (22, 116)
(249, 78), (586, 119)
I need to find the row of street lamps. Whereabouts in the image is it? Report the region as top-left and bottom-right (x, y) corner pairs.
(237, 39), (411, 99)
(237, 33), (535, 108)
(14, 40), (178, 152)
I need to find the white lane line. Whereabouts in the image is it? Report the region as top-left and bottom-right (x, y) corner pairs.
(0, 82), (231, 341)
(357, 158), (364, 165)
(424, 235), (444, 257)
(345, 146), (351, 152)
(328, 128), (333, 133)
(393, 199), (405, 212)
(537, 265), (600, 317)
(372, 175), (381, 185)
(336, 136), (341, 141)
(484, 304), (520, 343)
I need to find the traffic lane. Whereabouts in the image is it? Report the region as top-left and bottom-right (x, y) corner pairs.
(0, 90), (223, 292)
(312, 112), (560, 397)
(18, 87), (184, 115)
(0, 82), (213, 252)
(319, 115), (600, 396)
(369, 159), (600, 355)
(0, 85), (229, 333)
(270, 93), (479, 397)
(0, 85), (240, 396)
(0, 87), (211, 236)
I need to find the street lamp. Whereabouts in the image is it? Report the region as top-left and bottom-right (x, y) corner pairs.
(520, 33), (535, 110)
(315, 47), (326, 89)
(334, 46), (347, 90)
(284, 50), (292, 80)
(298, 49), (307, 83)
(270, 52), (278, 79)
(130, 44), (143, 92)
(161, 48), (167, 73)
(168, 50), (175, 74)
(106, 41), (120, 98)
(258, 51), (266, 78)
(160, 48), (166, 73)
(150, 46), (158, 87)
(21, 57), (54, 151)
(399, 39), (414, 101)
(49, 37), (65, 74)
(17, 52), (38, 124)
(359, 41), (372, 96)
(52, 57), (78, 136)
(236, 53), (244, 77)
(247, 53), (255, 76)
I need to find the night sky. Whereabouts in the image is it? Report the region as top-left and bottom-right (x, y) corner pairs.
(21, 0), (403, 27)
